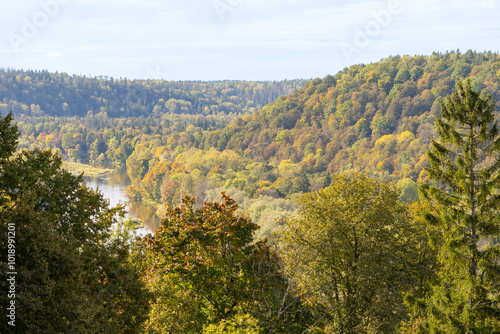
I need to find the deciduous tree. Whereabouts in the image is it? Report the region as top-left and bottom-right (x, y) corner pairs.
(144, 193), (316, 333)
(0, 113), (150, 333)
(280, 174), (413, 333)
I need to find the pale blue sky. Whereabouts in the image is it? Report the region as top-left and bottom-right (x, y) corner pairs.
(1, 0), (499, 80)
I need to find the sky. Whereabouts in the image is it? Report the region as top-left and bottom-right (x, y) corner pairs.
(1, 0), (499, 81)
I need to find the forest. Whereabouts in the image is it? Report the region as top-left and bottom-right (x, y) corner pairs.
(0, 70), (308, 117)
(1, 50), (500, 332)
(9, 50), (500, 235)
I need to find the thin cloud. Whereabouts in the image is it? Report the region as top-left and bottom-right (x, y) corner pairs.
(480, 0), (497, 8)
(46, 52), (63, 59)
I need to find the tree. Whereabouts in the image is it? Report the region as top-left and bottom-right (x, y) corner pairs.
(399, 201), (442, 333)
(279, 173), (412, 333)
(419, 79), (500, 332)
(0, 113), (150, 333)
(203, 314), (263, 334)
(398, 178), (420, 203)
(0, 112), (18, 162)
(144, 193), (316, 333)
(144, 194), (258, 332)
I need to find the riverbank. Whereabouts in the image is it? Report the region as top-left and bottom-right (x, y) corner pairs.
(63, 161), (115, 176)
(80, 169), (160, 233)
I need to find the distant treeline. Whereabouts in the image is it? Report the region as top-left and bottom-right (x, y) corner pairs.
(0, 69), (308, 117)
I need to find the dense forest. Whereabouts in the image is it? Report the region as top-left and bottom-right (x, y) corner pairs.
(1, 51), (500, 332)
(0, 69), (308, 117)
(9, 50), (500, 235)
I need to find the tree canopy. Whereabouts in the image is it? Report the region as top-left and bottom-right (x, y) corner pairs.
(143, 193), (316, 333)
(10, 52), (500, 241)
(279, 173), (429, 333)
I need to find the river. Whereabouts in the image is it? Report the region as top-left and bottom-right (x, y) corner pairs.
(83, 169), (160, 235)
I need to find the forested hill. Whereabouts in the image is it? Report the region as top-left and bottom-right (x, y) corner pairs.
(3, 53), (500, 332)
(0, 69), (308, 117)
(7, 51), (500, 236)
(213, 50), (500, 180)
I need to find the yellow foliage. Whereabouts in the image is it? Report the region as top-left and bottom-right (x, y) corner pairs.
(414, 154), (429, 173)
(258, 181), (272, 188)
(397, 131), (415, 146)
(417, 168), (429, 183)
(45, 133), (55, 147)
(209, 166), (223, 175)
(366, 70), (376, 84)
(36, 132), (46, 142)
(375, 134), (395, 149)
(154, 146), (168, 158)
(408, 138), (424, 153)
(336, 94), (344, 108)
(278, 159), (299, 178)
(171, 161), (181, 170)
(327, 113), (338, 131)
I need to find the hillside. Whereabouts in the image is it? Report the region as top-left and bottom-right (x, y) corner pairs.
(0, 69), (308, 117)
(8, 50), (500, 236)
(215, 50), (500, 180)
(4, 53), (500, 332)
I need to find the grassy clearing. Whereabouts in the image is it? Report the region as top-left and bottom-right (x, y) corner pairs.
(63, 161), (114, 176)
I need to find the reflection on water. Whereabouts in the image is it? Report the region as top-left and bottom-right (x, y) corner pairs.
(83, 169), (160, 234)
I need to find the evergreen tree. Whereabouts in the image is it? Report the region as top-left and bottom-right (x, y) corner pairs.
(0, 113), (18, 162)
(420, 79), (500, 332)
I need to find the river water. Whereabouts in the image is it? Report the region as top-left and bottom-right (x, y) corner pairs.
(83, 169), (160, 235)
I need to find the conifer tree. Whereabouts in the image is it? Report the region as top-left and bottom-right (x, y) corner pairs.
(420, 79), (500, 332)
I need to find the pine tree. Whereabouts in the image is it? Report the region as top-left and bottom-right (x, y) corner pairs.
(420, 79), (500, 332)
(0, 112), (18, 162)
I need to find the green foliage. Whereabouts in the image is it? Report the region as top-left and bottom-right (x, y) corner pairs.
(397, 178), (419, 203)
(399, 200), (442, 333)
(203, 314), (263, 334)
(280, 174), (417, 333)
(0, 112), (18, 161)
(8, 52), (500, 332)
(0, 114), (150, 333)
(418, 79), (500, 332)
(204, 187), (298, 240)
(145, 193), (259, 323)
(143, 193), (315, 333)
(183, 51), (500, 183)
(13, 52), (500, 241)
(0, 70), (307, 117)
